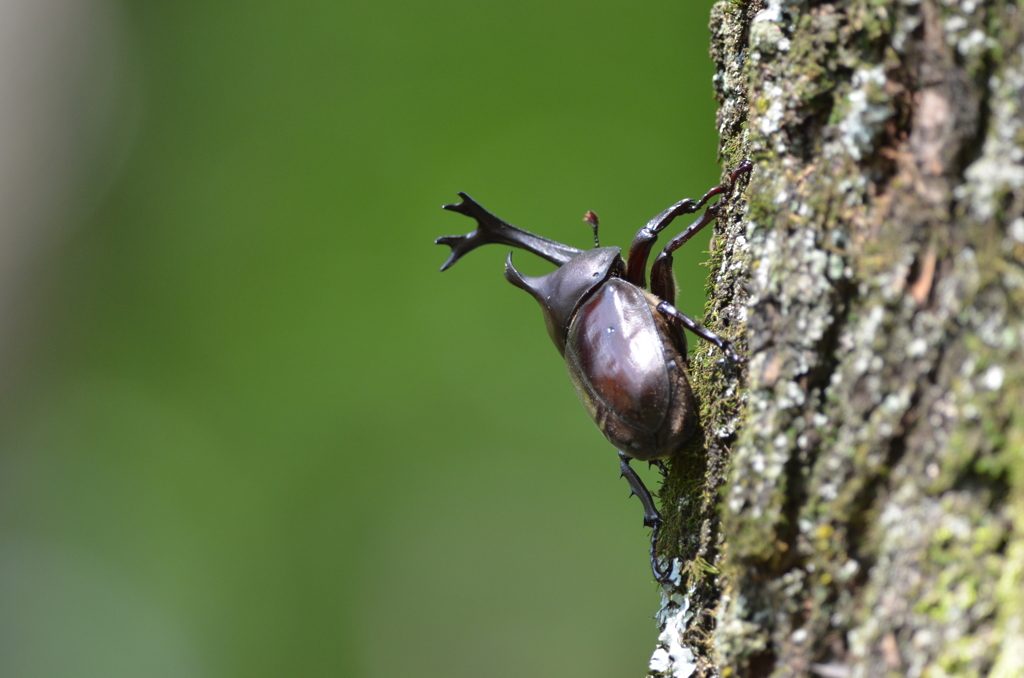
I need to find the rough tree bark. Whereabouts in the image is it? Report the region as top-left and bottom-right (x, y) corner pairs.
(648, 0), (1024, 676)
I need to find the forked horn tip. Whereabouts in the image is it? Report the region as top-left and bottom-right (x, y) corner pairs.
(442, 192), (477, 214)
(434, 236), (464, 271)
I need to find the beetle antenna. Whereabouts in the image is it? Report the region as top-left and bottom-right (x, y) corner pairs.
(583, 210), (600, 248)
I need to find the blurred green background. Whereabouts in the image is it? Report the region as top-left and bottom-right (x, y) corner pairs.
(0, 1), (722, 676)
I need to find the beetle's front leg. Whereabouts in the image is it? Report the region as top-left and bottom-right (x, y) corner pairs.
(618, 451), (671, 582)
(648, 206), (720, 307)
(624, 162), (752, 290)
(648, 162), (754, 305)
(656, 301), (745, 363)
(623, 198), (700, 289)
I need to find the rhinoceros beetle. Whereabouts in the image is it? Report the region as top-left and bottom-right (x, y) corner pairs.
(435, 162), (752, 581)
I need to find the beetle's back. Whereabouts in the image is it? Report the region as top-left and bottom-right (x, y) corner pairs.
(564, 279), (697, 461)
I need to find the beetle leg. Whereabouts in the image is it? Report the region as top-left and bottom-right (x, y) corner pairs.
(619, 451), (660, 527)
(623, 198), (701, 289)
(648, 459), (670, 477)
(656, 301), (745, 363)
(648, 522), (672, 583)
(648, 161), (754, 305)
(648, 206), (720, 307)
(436, 192), (583, 270)
(618, 451), (671, 582)
(624, 162), (752, 289)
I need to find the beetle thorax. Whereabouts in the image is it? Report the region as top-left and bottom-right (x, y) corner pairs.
(504, 247), (624, 355)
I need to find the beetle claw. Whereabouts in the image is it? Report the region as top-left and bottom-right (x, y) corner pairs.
(649, 460), (669, 477)
(649, 523), (675, 584)
(720, 341), (746, 364)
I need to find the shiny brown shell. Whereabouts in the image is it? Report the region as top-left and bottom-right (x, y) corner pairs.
(564, 279), (697, 461)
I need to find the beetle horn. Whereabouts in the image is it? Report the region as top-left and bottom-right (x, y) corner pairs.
(503, 251), (560, 320)
(436, 193), (583, 271)
(503, 252), (537, 294)
(504, 251), (570, 354)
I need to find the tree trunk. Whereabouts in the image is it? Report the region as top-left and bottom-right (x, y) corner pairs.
(648, 0), (1024, 676)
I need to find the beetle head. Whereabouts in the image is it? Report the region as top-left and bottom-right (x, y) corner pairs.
(504, 247), (624, 355)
